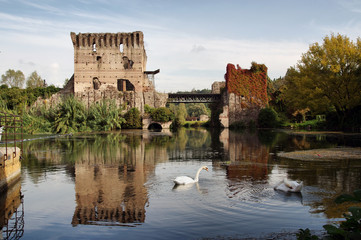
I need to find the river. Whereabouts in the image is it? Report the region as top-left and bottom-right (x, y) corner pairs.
(1, 128), (361, 239)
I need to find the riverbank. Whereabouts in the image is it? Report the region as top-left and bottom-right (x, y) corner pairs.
(277, 147), (361, 160)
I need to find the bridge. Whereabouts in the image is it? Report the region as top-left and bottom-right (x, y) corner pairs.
(167, 93), (221, 103)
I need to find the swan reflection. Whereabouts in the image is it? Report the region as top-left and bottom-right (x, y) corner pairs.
(172, 182), (208, 194)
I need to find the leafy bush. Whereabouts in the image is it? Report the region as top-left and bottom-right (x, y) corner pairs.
(258, 107), (279, 128)
(150, 107), (174, 123)
(122, 108), (142, 129)
(144, 104), (153, 114)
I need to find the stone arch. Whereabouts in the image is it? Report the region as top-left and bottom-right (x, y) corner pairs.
(148, 122), (162, 130)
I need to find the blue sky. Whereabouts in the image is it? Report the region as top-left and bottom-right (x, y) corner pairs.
(1, 0), (361, 92)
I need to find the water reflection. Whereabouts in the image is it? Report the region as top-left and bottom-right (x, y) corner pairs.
(16, 128), (361, 238)
(221, 129), (269, 181)
(0, 179), (24, 240)
(70, 131), (171, 226)
(172, 182), (208, 195)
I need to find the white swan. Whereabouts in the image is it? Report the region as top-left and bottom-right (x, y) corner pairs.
(173, 166), (209, 185)
(274, 178), (303, 193)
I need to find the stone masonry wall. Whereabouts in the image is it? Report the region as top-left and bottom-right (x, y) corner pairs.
(218, 62), (268, 127)
(36, 32), (166, 112)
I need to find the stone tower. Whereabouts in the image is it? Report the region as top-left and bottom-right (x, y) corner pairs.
(67, 31), (166, 112)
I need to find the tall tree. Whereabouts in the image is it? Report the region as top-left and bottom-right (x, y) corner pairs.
(1, 69), (25, 88)
(26, 71), (44, 88)
(177, 103), (187, 123)
(284, 33), (361, 125)
(187, 103), (209, 117)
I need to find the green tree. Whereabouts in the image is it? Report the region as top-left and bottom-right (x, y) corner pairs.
(268, 77), (287, 113)
(177, 103), (187, 124)
(1, 69), (25, 88)
(187, 103), (209, 117)
(284, 33), (361, 127)
(1, 87), (27, 110)
(26, 71), (44, 88)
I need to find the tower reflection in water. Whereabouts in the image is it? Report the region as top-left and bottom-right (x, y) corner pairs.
(71, 132), (168, 226)
(0, 179), (24, 240)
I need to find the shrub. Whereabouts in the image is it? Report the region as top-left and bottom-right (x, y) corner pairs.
(150, 107), (174, 123)
(258, 107), (279, 128)
(144, 104), (153, 114)
(122, 108), (142, 129)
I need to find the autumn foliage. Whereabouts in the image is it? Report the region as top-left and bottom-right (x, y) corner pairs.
(225, 62), (268, 106)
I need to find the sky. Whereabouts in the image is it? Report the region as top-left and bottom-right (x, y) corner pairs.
(1, 0), (361, 92)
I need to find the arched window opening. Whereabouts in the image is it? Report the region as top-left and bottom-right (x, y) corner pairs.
(123, 56), (133, 69)
(92, 43), (97, 52)
(119, 43), (123, 53)
(93, 77), (101, 90)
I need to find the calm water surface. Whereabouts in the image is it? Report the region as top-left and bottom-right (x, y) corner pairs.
(2, 129), (361, 239)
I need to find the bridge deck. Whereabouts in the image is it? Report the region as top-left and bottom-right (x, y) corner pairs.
(167, 93), (221, 103)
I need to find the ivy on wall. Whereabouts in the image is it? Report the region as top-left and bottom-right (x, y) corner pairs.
(225, 62), (268, 106)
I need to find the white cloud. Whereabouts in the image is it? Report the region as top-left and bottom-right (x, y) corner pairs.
(191, 45), (206, 53)
(147, 33), (309, 92)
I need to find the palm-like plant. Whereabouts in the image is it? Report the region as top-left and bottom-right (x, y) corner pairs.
(87, 100), (124, 131)
(54, 96), (87, 134)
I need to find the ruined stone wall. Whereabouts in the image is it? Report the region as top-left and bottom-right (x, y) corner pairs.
(211, 81), (225, 94)
(217, 62), (268, 127)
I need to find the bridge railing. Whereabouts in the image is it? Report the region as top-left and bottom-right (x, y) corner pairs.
(0, 112), (23, 162)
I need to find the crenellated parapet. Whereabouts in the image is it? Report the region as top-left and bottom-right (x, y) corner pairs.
(70, 31), (144, 49)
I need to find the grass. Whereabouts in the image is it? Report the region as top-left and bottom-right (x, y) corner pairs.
(282, 119), (326, 130)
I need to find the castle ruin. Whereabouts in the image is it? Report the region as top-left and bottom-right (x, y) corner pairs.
(211, 62), (268, 128)
(60, 31), (167, 112)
